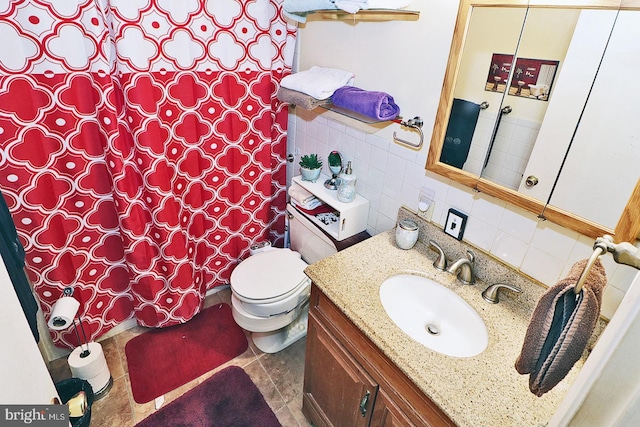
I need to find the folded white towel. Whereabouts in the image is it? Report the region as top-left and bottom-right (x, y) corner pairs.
(290, 196), (323, 211)
(280, 66), (355, 100)
(367, 0), (412, 9)
(288, 185), (316, 206)
(335, 0), (412, 13)
(335, 0), (366, 13)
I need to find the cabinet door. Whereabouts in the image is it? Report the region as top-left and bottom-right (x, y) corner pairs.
(303, 313), (378, 427)
(370, 389), (415, 427)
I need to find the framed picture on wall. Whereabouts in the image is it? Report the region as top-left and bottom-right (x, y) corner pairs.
(508, 58), (560, 101)
(485, 53), (514, 93)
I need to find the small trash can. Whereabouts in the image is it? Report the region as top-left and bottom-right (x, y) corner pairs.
(55, 378), (95, 427)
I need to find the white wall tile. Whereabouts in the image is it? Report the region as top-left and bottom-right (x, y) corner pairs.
(530, 222), (579, 261)
(601, 285), (625, 319)
(389, 141), (418, 162)
(363, 184), (382, 211)
(470, 195), (505, 228)
(366, 133), (388, 150)
(353, 141), (371, 165)
(498, 206), (538, 243)
(403, 162), (426, 188)
(520, 246), (565, 286)
(369, 146), (388, 172)
(316, 122), (330, 144)
(379, 193), (401, 222)
(305, 118), (318, 140)
(382, 175), (403, 198)
(385, 153), (406, 179)
(431, 200), (447, 227)
(345, 126), (366, 141)
(444, 182), (474, 214)
(422, 173), (450, 201)
(609, 265), (639, 293)
(491, 231), (528, 267)
(327, 118), (345, 132)
(376, 214), (396, 235)
(400, 182), (421, 210)
(365, 166), (385, 191)
(464, 218), (497, 251)
(352, 162), (368, 188)
(339, 134), (356, 159)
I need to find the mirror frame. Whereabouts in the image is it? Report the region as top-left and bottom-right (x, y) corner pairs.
(426, 0), (640, 242)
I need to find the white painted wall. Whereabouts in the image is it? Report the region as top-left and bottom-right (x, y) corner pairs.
(287, 1), (637, 318)
(548, 271), (640, 426)
(0, 260), (59, 404)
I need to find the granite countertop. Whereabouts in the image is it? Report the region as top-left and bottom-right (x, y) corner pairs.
(304, 230), (584, 427)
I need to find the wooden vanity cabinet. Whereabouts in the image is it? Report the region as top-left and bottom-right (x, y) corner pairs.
(303, 285), (456, 427)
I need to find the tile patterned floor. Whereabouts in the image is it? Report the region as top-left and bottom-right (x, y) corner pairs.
(47, 288), (312, 427)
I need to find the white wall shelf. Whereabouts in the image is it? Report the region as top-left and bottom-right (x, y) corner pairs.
(312, 9), (420, 22)
(291, 175), (369, 241)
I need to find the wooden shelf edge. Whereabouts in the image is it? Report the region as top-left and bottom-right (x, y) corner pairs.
(314, 9), (420, 21)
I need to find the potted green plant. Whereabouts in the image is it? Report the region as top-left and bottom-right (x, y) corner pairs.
(299, 153), (323, 182)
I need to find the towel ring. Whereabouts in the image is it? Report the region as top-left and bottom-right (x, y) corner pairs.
(393, 116), (424, 149)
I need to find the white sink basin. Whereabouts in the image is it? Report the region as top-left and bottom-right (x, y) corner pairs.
(379, 274), (488, 357)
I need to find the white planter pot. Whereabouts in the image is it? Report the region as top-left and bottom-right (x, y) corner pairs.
(300, 167), (322, 183)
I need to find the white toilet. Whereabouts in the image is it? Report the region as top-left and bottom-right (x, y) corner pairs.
(230, 203), (348, 353)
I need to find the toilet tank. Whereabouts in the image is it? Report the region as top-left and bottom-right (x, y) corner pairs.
(287, 203), (337, 264)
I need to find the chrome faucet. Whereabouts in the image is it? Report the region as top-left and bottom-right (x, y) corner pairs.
(447, 250), (475, 285)
(428, 240), (447, 271)
(482, 283), (522, 304)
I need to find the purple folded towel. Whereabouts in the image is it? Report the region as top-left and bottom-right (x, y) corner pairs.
(331, 86), (400, 121)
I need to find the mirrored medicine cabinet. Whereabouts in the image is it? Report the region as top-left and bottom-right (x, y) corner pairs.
(426, 0), (640, 242)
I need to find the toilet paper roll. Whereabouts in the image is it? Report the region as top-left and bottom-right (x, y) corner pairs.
(47, 297), (80, 330)
(87, 364), (112, 394)
(68, 342), (110, 383)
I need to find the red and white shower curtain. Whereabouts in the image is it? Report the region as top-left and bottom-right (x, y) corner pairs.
(0, 0), (296, 348)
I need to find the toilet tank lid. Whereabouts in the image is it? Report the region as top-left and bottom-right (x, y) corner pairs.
(231, 248), (309, 300)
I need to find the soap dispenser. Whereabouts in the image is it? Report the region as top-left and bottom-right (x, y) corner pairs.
(337, 161), (356, 203)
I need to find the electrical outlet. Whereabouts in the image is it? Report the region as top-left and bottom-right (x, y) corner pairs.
(444, 208), (468, 240)
(294, 147), (301, 156)
(417, 186), (435, 221)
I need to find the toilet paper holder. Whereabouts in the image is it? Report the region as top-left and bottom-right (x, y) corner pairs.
(50, 287), (114, 398)
(53, 287), (91, 358)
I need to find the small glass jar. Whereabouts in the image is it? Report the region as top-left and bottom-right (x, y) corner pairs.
(395, 220), (419, 250)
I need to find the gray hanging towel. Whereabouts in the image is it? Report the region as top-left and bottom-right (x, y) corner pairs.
(440, 98), (481, 169)
(0, 192), (39, 342)
(515, 259), (606, 396)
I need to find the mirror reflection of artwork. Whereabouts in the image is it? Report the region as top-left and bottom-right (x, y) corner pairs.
(509, 58), (559, 101)
(485, 53), (513, 93)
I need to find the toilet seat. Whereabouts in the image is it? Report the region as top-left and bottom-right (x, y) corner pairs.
(230, 248), (311, 318)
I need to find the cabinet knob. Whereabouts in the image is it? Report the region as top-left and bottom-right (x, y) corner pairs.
(525, 175), (539, 187)
(359, 390), (371, 417)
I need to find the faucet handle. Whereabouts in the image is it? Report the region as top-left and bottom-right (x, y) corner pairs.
(482, 283), (522, 304)
(428, 240), (447, 271)
(465, 250), (475, 263)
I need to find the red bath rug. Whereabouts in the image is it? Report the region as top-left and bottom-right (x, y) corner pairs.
(135, 366), (281, 427)
(125, 303), (248, 404)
